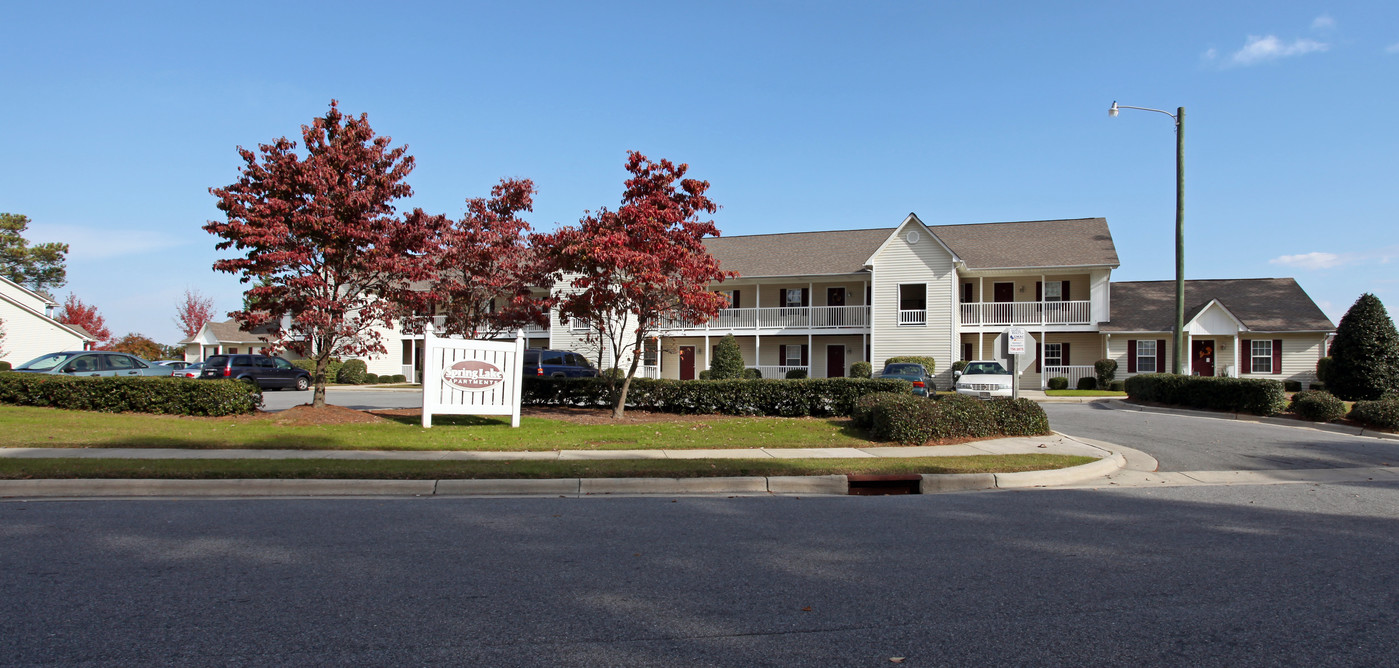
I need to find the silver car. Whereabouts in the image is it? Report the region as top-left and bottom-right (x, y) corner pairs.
(12, 351), (174, 378)
(953, 360), (1014, 398)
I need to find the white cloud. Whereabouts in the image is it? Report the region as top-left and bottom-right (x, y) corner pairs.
(1311, 14), (1336, 31)
(26, 224), (189, 261)
(1226, 35), (1329, 67)
(1270, 252), (1345, 270)
(1270, 246), (1399, 271)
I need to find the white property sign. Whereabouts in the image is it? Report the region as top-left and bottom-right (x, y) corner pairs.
(1006, 327), (1028, 355)
(421, 324), (524, 428)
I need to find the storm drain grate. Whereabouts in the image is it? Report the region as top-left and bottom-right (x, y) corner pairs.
(846, 474), (922, 496)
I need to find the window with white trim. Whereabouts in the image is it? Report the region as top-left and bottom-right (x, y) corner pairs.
(1044, 343), (1063, 367)
(1251, 340), (1273, 374)
(898, 284), (927, 326)
(783, 290), (803, 308)
(1043, 281), (1063, 302)
(785, 346), (802, 366)
(1136, 340), (1157, 373)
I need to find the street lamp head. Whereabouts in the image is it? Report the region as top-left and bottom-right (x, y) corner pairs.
(1109, 101), (1119, 117)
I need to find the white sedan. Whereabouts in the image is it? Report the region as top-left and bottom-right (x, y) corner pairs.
(954, 360), (1014, 398)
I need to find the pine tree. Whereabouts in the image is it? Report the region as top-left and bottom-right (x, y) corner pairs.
(1326, 293), (1399, 401)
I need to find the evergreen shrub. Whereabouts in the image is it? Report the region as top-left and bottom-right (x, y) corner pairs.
(1349, 397), (1399, 431)
(1047, 377), (1069, 390)
(1287, 390), (1346, 423)
(743, 368), (762, 379)
(0, 373), (260, 416)
(709, 334), (745, 380)
(1076, 376), (1098, 391)
(1327, 293), (1399, 401)
(1124, 374), (1287, 416)
(391, 374), (407, 383)
(785, 369), (808, 379)
(336, 359), (367, 385)
(867, 392), (1050, 444)
(850, 361), (872, 379)
(521, 377), (911, 417)
(885, 356), (936, 374)
(363, 373), (379, 384)
(1094, 358), (1118, 390)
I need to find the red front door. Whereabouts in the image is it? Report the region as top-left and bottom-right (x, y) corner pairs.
(679, 346), (696, 380)
(827, 345), (846, 378)
(1192, 340), (1215, 376)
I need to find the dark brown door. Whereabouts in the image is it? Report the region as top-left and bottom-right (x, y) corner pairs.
(826, 288), (845, 326)
(993, 282), (1014, 302)
(679, 346), (696, 380)
(1192, 339), (1215, 376)
(826, 345), (845, 378)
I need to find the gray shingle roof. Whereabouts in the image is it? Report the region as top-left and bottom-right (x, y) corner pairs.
(183, 319), (277, 344)
(703, 217), (1119, 277)
(1103, 278), (1335, 333)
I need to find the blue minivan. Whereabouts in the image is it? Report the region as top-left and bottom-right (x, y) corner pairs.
(522, 349), (599, 378)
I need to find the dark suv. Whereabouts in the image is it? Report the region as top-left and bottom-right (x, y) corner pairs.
(523, 349), (599, 378)
(200, 354), (312, 391)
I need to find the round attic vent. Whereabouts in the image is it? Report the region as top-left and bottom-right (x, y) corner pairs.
(905, 230), (920, 244)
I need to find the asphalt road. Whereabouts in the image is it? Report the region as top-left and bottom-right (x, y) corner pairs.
(259, 387), (423, 412)
(1043, 402), (1399, 472)
(5, 482), (1399, 666)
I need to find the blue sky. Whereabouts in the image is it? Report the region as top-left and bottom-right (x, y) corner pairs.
(3, 1), (1396, 344)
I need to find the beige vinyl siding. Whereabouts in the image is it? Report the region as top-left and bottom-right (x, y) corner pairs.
(1106, 335), (1178, 377)
(1238, 333), (1327, 386)
(870, 220), (957, 386)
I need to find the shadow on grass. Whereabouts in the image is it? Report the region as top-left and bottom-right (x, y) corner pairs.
(83, 435), (349, 450)
(372, 413), (510, 428)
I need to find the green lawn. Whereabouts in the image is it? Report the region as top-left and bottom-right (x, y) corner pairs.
(0, 455), (1097, 480)
(1045, 390), (1128, 397)
(0, 405), (872, 451)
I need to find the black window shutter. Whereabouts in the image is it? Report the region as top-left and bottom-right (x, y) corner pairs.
(801, 288), (810, 307)
(1241, 340), (1252, 374)
(1156, 339), (1167, 373)
(800, 345), (808, 366)
(779, 289), (787, 306)
(779, 345), (787, 364)
(1127, 340), (1137, 373)
(1062, 281), (1070, 301)
(732, 290), (741, 308)
(1062, 342), (1070, 366)
(962, 283), (973, 303)
(1036, 341), (1042, 373)
(1273, 339), (1283, 374)
(1035, 282), (1042, 301)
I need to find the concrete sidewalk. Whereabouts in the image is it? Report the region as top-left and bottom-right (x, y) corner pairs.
(0, 433), (1132, 499)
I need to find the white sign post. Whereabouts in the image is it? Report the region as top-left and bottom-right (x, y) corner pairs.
(1000, 327), (1034, 400)
(421, 323), (525, 428)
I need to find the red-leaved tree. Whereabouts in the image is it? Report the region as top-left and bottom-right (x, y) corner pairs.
(425, 178), (552, 338)
(205, 100), (447, 407)
(539, 151), (734, 418)
(57, 294), (112, 346)
(173, 289), (216, 340)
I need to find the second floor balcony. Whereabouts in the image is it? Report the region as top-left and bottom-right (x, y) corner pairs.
(960, 300), (1093, 327)
(664, 305), (871, 333)
(405, 315), (549, 338)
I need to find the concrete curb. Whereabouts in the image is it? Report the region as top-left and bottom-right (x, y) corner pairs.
(1106, 400), (1399, 441)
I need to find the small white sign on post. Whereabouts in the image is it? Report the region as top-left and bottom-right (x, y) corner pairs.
(421, 323), (524, 428)
(1006, 327), (1028, 355)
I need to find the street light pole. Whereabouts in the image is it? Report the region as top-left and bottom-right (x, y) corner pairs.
(1110, 101), (1186, 374)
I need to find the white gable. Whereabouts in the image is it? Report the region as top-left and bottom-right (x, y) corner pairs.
(1186, 300), (1244, 336)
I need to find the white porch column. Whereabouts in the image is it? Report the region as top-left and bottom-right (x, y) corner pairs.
(1186, 332), (1193, 375)
(808, 333), (813, 377)
(1233, 334), (1240, 377)
(704, 334), (710, 370)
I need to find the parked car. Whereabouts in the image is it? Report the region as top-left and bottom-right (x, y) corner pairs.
(171, 362), (204, 379)
(523, 349), (599, 378)
(153, 360), (191, 370)
(877, 363), (936, 397)
(199, 354), (311, 391)
(11, 351), (174, 377)
(954, 360), (1015, 398)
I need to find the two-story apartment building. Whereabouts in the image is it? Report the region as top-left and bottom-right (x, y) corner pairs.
(0, 275), (96, 366)
(385, 213), (1334, 390)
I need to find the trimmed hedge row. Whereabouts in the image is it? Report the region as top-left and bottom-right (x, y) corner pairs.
(1349, 397), (1399, 431)
(1124, 373), (1287, 416)
(855, 393), (1051, 445)
(522, 377), (912, 417)
(0, 372), (261, 416)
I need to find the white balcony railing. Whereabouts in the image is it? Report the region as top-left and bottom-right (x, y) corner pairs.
(959, 300), (1092, 326)
(405, 315), (549, 337)
(752, 365), (808, 379)
(898, 309), (927, 326)
(1041, 365), (1096, 387)
(665, 306), (871, 332)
